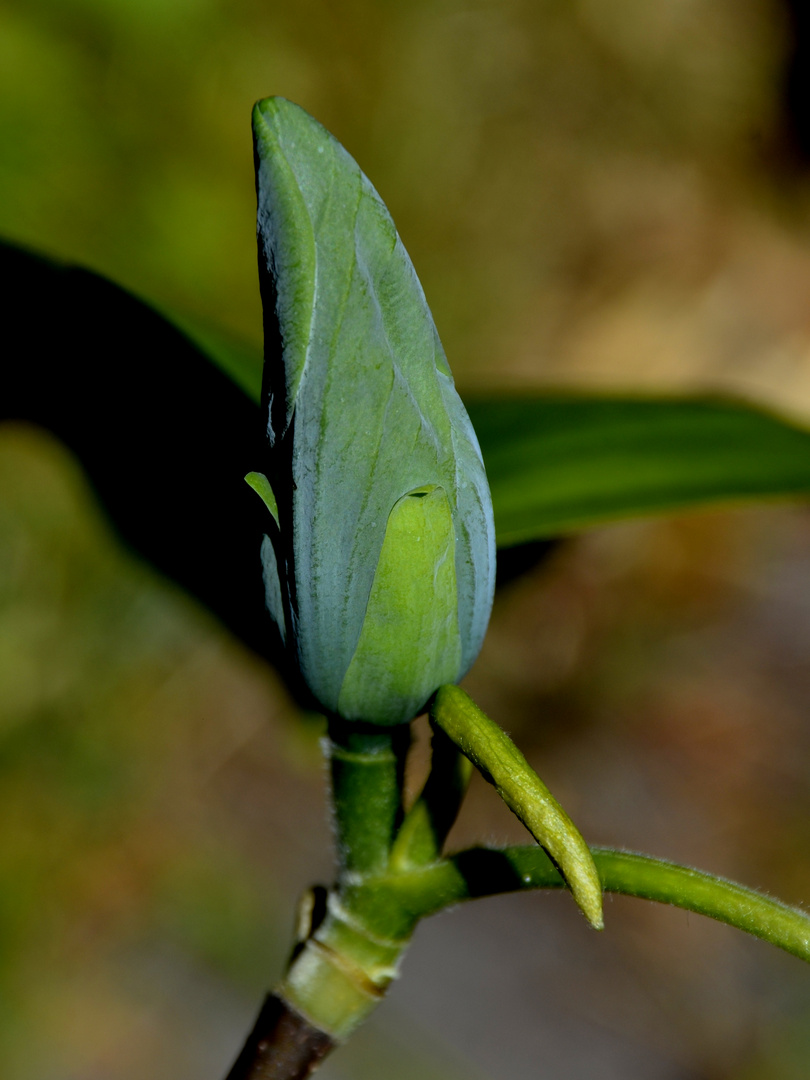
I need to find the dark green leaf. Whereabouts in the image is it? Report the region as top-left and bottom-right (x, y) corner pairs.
(6, 238), (810, 673)
(468, 394), (810, 546)
(0, 240), (276, 670)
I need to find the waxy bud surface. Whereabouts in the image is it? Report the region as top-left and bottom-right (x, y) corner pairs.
(251, 97), (495, 725)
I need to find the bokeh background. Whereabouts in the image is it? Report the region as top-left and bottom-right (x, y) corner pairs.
(3, 0), (810, 1076)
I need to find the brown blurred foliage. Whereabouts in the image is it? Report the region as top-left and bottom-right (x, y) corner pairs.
(3, 1), (810, 1077)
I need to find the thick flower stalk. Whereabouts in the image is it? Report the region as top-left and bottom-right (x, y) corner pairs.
(248, 96), (496, 726)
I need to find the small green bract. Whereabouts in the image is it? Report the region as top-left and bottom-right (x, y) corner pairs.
(250, 96), (495, 725)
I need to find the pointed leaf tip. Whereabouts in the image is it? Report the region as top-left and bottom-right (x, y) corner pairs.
(431, 685), (603, 929)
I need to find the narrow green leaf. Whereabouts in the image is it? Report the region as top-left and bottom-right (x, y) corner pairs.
(468, 394), (810, 546)
(388, 845), (810, 965)
(431, 685), (603, 929)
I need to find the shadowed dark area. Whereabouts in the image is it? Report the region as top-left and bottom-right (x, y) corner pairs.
(782, 0), (810, 162)
(494, 539), (561, 588)
(0, 240), (279, 665)
(449, 847), (531, 898)
(0, 239), (560, 673)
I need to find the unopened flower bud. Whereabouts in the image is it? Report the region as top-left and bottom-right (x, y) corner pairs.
(249, 97), (495, 725)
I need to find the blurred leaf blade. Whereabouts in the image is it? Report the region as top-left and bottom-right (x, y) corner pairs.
(173, 319), (810, 550)
(7, 238), (810, 665)
(0, 239), (273, 665)
(165, 311), (263, 403)
(467, 395), (810, 546)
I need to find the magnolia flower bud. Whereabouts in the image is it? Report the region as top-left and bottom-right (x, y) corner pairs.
(250, 97), (495, 725)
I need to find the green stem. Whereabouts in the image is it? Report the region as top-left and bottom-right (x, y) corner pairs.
(327, 718), (409, 878)
(383, 845), (810, 963)
(280, 889), (408, 1041)
(276, 721), (413, 1043)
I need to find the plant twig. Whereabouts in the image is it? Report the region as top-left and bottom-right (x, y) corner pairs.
(327, 718), (410, 878)
(430, 686), (604, 928)
(392, 845), (810, 963)
(224, 993), (335, 1080)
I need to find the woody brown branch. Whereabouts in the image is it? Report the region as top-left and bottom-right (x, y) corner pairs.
(224, 993), (336, 1080)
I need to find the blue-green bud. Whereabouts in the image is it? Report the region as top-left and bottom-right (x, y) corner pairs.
(250, 97), (496, 725)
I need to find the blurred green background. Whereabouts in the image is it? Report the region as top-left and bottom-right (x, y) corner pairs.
(4, 0), (810, 1077)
